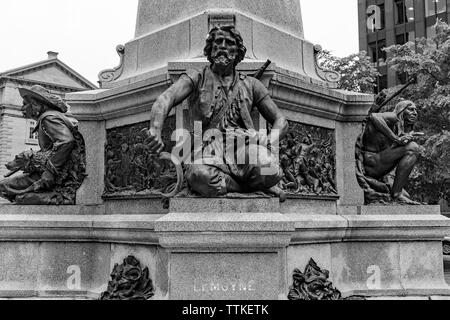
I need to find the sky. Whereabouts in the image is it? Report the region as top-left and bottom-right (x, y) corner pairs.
(0, 0), (359, 85)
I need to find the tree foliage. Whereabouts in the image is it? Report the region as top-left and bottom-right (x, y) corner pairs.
(319, 50), (380, 93)
(384, 20), (450, 203)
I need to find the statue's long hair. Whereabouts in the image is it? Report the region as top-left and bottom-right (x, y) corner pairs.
(203, 25), (247, 66)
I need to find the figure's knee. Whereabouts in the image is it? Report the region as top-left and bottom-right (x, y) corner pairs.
(405, 142), (420, 156)
(186, 165), (226, 197)
(246, 163), (283, 190)
(186, 166), (212, 185)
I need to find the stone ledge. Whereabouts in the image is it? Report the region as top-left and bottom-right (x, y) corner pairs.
(356, 205), (441, 216)
(344, 215), (450, 241)
(0, 205), (104, 215)
(155, 212), (293, 232)
(158, 232), (292, 250)
(289, 214), (450, 243)
(0, 214), (163, 244)
(343, 289), (450, 299)
(170, 197), (280, 214)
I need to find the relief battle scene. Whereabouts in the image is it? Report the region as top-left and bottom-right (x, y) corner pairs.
(279, 121), (337, 197)
(104, 117), (178, 198)
(104, 119), (337, 199)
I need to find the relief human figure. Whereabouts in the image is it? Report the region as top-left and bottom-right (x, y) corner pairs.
(356, 99), (422, 205)
(0, 85), (86, 205)
(145, 25), (288, 200)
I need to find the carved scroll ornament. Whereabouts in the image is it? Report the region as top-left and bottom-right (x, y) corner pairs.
(313, 45), (341, 84)
(98, 45), (125, 87)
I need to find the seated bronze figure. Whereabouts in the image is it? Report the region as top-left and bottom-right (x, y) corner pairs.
(0, 85), (86, 205)
(146, 25), (289, 201)
(356, 98), (422, 205)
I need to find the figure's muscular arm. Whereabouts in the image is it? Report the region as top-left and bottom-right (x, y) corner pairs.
(257, 95), (289, 142)
(148, 76), (194, 154)
(369, 113), (402, 145)
(150, 76), (194, 135)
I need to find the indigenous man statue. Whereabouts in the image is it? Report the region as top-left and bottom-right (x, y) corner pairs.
(146, 25), (288, 200)
(0, 85), (86, 205)
(356, 98), (422, 205)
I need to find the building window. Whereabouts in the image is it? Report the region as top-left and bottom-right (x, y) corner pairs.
(397, 72), (408, 84)
(425, 0), (447, 17)
(26, 119), (38, 145)
(427, 25), (437, 37)
(396, 30), (416, 45)
(376, 74), (388, 93)
(368, 40), (387, 65)
(396, 33), (406, 45)
(395, 0), (415, 24)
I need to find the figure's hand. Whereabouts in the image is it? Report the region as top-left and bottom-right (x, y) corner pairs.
(146, 128), (165, 155)
(398, 133), (415, 145)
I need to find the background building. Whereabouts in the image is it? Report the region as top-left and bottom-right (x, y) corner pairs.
(358, 0), (450, 92)
(0, 51), (96, 179)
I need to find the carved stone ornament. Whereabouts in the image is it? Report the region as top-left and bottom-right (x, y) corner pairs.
(279, 121), (337, 197)
(288, 259), (342, 301)
(98, 44), (125, 87)
(313, 45), (341, 83)
(100, 256), (155, 300)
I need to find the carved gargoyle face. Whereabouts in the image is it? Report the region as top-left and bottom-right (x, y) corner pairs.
(211, 30), (238, 68)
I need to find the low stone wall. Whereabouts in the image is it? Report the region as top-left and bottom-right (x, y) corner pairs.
(0, 200), (448, 300)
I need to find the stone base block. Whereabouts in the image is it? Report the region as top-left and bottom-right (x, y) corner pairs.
(0, 202), (448, 300)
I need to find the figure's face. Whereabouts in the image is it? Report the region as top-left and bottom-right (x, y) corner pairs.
(21, 98), (43, 120)
(211, 30), (238, 68)
(403, 104), (418, 124)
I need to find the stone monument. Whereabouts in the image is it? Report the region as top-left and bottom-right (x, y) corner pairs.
(0, 0), (448, 300)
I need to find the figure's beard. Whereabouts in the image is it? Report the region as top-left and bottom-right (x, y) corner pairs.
(212, 51), (236, 67)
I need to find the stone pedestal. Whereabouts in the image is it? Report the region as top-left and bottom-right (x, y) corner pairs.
(1, 0), (448, 301)
(0, 201), (449, 299)
(156, 199), (292, 300)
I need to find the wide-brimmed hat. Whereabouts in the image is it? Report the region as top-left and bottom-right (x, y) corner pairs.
(19, 85), (68, 113)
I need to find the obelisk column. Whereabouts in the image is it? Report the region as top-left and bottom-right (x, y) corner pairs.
(112, 0), (312, 85)
(135, 0), (304, 38)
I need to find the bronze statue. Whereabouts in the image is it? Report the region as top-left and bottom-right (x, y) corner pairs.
(146, 25), (288, 200)
(356, 97), (423, 205)
(0, 85), (86, 205)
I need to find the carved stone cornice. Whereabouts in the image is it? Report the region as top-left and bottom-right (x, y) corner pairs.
(68, 62), (373, 124)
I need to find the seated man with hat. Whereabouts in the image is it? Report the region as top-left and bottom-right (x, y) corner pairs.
(0, 85), (86, 205)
